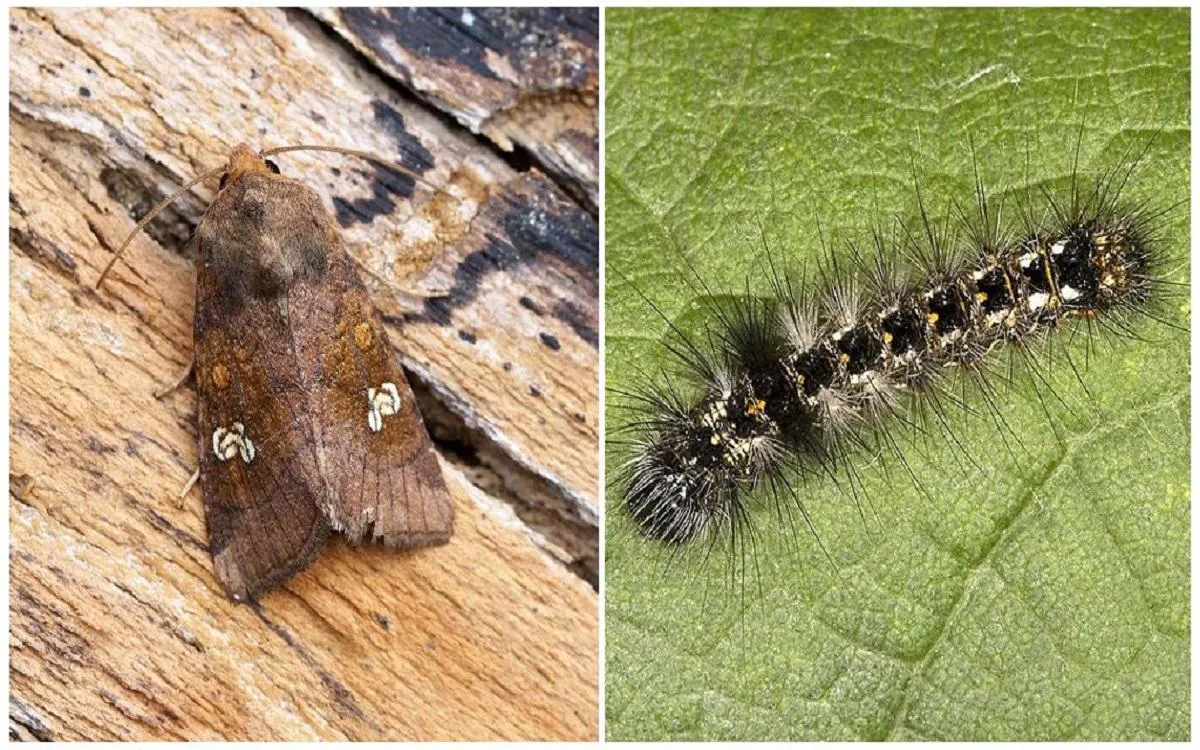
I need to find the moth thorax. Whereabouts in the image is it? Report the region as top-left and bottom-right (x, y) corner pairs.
(205, 175), (331, 301)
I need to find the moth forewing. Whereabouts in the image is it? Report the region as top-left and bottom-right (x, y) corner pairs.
(117, 143), (455, 601)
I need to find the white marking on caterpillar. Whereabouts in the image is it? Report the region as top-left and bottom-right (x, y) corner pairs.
(698, 399), (728, 430)
(212, 422), (255, 464)
(367, 382), (402, 433)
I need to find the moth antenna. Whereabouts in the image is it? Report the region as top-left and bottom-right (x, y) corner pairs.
(260, 144), (465, 205)
(95, 163), (226, 290)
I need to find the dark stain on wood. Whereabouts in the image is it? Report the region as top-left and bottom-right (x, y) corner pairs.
(413, 182), (597, 348)
(370, 100), (436, 172)
(10, 225), (81, 283)
(323, 7), (598, 211)
(332, 101), (435, 227)
(332, 165), (418, 228)
(11, 695), (54, 741)
(144, 507), (208, 553)
(552, 298), (597, 348)
(339, 7), (596, 86)
(86, 436), (118, 455)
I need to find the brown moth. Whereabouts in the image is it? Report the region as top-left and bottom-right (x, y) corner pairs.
(99, 143), (454, 601)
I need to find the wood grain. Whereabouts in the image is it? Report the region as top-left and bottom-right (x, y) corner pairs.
(314, 7), (599, 211)
(9, 7), (597, 740)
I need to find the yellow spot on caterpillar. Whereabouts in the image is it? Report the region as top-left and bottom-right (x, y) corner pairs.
(354, 322), (372, 351)
(212, 363), (230, 390)
(882, 331), (893, 345)
(975, 292), (988, 303)
(745, 399), (766, 417)
(839, 352), (850, 364)
(927, 312), (939, 325)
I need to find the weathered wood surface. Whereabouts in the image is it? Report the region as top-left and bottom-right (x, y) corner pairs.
(9, 7), (597, 741)
(314, 7), (599, 211)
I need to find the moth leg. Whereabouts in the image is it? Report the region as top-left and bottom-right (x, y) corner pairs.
(155, 356), (195, 399)
(175, 468), (200, 509)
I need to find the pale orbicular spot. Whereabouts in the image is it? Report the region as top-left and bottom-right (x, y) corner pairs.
(211, 363), (231, 390)
(367, 383), (402, 433)
(212, 422), (255, 464)
(354, 322), (373, 351)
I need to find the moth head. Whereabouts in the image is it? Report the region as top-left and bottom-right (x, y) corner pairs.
(219, 143), (281, 191)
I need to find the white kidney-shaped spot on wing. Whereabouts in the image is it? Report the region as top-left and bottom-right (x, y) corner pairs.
(213, 422), (256, 463)
(367, 383), (402, 433)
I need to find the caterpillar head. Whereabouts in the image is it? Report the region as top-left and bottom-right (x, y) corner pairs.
(624, 440), (721, 545)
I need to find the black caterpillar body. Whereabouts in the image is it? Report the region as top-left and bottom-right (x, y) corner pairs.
(619, 163), (1166, 548)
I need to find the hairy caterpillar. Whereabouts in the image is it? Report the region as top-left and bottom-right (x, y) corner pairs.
(604, 7), (1187, 743)
(609, 136), (1185, 574)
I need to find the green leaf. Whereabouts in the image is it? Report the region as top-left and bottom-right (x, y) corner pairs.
(605, 7), (1189, 741)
